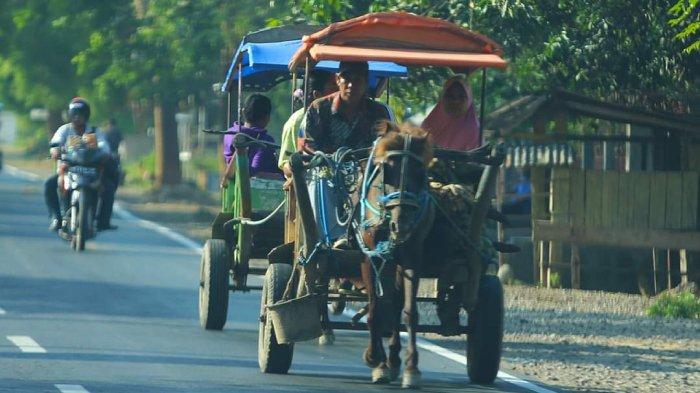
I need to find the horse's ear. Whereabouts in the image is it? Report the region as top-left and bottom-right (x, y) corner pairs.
(375, 120), (400, 137)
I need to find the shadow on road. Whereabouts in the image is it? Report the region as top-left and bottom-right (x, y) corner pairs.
(0, 275), (196, 319)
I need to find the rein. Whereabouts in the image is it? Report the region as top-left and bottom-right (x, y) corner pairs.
(355, 134), (432, 297)
(360, 136), (430, 230)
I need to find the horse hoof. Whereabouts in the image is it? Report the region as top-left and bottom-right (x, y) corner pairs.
(402, 369), (421, 389)
(318, 330), (335, 346)
(371, 365), (391, 384)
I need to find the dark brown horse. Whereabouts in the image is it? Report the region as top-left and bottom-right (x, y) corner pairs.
(353, 121), (435, 388)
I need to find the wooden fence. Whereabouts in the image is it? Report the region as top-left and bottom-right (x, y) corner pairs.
(533, 169), (700, 289)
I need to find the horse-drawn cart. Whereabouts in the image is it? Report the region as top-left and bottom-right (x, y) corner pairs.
(253, 13), (514, 387)
(198, 25), (407, 330)
(258, 13), (506, 387)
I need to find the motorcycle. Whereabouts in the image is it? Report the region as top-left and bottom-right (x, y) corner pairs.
(56, 134), (106, 251)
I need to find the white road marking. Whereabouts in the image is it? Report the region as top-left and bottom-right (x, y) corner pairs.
(4, 165), (42, 181)
(102, 179), (553, 393)
(113, 204), (202, 253)
(6, 335), (47, 353)
(0, 307), (6, 315)
(339, 307), (555, 392)
(55, 384), (90, 393)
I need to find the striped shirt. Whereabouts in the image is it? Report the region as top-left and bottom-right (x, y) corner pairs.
(300, 92), (390, 153)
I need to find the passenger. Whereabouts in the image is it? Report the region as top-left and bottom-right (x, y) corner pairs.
(278, 70), (337, 184)
(220, 94), (280, 188)
(422, 76), (493, 334)
(421, 75), (480, 151)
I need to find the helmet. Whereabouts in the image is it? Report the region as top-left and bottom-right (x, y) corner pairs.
(68, 97), (91, 121)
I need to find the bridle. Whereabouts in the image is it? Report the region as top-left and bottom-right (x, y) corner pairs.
(353, 133), (431, 298)
(360, 134), (430, 231)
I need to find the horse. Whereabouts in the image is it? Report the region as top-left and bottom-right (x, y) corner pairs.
(352, 121), (435, 388)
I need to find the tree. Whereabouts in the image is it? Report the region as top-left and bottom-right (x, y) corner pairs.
(289, 0), (698, 115)
(75, 0), (284, 188)
(669, 0), (700, 54)
(0, 1), (121, 135)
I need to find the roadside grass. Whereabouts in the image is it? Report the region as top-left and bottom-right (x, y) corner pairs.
(123, 151), (155, 189)
(646, 290), (700, 319)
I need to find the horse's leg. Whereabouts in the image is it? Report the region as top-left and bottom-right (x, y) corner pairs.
(318, 292), (335, 344)
(387, 265), (404, 382)
(401, 267), (421, 388)
(317, 256), (335, 345)
(361, 258), (390, 383)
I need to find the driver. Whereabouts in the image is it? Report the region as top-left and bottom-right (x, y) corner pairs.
(300, 61), (390, 154)
(298, 61), (391, 243)
(45, 98), (115, 232)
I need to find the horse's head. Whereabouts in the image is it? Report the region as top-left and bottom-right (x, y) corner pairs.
(363, 121), (433, 245)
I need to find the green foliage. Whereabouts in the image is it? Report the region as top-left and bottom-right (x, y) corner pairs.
(669, 0), (700, 53)
(123, 151), (156, 188)
(0, 1), (124, 114)
(548, 272), (562, 289)
(291, 0), (698, 116)
(191, 154), (221, 172)
(647, 291), (700, 319)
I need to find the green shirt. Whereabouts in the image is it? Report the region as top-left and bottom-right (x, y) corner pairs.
(278, 107), (305, 170)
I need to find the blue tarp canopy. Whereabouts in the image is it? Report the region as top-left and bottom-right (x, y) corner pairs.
(221, 39), (408, 93)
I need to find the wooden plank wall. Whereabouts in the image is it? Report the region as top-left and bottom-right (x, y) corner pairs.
(551, 170), (699, 230)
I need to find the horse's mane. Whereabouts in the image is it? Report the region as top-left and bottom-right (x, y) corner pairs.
(373, 120), (433, 164)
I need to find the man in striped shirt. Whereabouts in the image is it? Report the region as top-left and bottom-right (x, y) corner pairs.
(300, 61), (390, 153)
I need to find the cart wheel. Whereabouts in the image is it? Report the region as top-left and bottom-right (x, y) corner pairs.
(467, 274), (503, 384)
(258, 263), (294, 374)
(199, 239), (230, 330)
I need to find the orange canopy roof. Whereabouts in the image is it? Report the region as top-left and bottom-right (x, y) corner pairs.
(289, 12), (506, 70)
(309, 45), (507, 69)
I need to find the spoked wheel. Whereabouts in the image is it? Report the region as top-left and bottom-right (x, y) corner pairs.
(467, 274), (504, 384)
(199, 239), (230, 330)
(258, 263), (294, 374)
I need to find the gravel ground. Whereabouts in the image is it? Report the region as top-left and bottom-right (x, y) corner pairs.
(422, 285), (700, 393)
(8, 156), (699, 393)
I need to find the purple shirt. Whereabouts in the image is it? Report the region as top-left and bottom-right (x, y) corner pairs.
(223, 123), (280, 175)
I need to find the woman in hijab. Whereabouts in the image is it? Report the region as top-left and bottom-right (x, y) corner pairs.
(422, 76), (493, 334)
(421, 76), (480, 151)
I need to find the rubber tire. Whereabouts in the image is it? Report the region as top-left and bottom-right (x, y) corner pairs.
(199, 239), (230, 330)
(76, 192), (88, 251)
(467, 275), (504, 384)
(258, 263), (294, 374)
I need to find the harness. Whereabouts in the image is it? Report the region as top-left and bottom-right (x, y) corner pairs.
(354, 135), (431, 297)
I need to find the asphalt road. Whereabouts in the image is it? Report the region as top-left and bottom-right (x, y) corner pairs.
(0, 168), (555, 393)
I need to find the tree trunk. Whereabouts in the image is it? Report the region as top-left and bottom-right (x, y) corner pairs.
(153, 94), (181, 188)
(46, 109), (63, 137)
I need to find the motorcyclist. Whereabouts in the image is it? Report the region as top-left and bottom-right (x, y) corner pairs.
(101, 118), (123, 228)
(44, 97), (117, 232)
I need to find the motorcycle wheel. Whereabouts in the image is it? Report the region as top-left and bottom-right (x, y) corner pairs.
(76, 192), (89, 251)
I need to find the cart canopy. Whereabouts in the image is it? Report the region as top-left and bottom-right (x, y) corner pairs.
(289, 12), (506, 71)
(222, 26), (408, 93)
